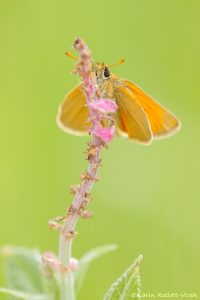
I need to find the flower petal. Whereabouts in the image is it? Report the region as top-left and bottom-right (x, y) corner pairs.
(89, 99), (118, 114)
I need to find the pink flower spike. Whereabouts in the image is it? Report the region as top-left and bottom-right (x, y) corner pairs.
(94, 126), (115, 143)
(89, 99), (118, 114)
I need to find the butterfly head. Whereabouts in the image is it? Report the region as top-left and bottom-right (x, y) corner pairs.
(93, 63), (111, 84)
(64, 52), (124, 84)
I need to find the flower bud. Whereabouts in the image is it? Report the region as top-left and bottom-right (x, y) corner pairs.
(69, 257), (79, 271)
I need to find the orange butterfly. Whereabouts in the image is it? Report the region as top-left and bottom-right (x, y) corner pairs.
(57, 57), (181, 144)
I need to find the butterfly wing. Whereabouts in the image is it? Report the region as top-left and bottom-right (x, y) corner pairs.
(123, 79), (181, 138)
(113, 82), (153, 144)
(57, 84), (89, 135)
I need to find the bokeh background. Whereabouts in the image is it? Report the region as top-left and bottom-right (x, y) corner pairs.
(0, 0), (200, 299)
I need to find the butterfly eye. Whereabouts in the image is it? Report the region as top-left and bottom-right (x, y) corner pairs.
(104, 67), (110, 78)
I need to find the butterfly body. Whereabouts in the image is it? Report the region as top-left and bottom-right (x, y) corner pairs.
(57, 63), (180, 144)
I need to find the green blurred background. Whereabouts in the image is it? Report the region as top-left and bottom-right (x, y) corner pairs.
(0, 0), (200, 299)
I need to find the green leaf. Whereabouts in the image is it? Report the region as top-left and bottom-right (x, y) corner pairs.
(103, 255), (143, 300)
(0, 288), (47, 300)
(75, 244), (118, 293)
(1, 246), (44, 294)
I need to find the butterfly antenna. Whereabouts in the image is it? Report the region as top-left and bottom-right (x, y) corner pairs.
(65, 52), (79, 61)
(109, 59), (125, 68)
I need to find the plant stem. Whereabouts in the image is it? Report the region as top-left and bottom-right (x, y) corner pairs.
(58, 38), (104, 300)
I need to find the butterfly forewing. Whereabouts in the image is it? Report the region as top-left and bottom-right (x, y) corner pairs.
(123, 79), (180, 138)
(113, 83), (153, 144)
